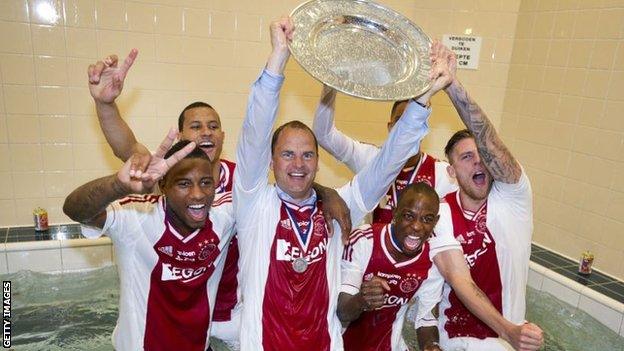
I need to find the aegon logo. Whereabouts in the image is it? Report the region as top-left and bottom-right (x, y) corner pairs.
(276, 238), (328, 262)
(464, 232), (493, 267)
(384, 294), (409, 306)
(161, 263), (207, 283)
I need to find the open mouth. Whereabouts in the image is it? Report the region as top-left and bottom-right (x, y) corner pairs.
(404, 235), (422, 251)
(472, 171), (486, 186)
(187, 204), (208, 221)
(288, 172), (306, 179)
(198, 141), (215, 150)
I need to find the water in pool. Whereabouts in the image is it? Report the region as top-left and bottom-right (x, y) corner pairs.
(4, 267), (623, 350)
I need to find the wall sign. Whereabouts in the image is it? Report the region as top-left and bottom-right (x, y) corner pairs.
(442, 35), (482, 70)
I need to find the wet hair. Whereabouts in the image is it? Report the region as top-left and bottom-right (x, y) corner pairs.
(164, 140), (211, 161)
(270, 120), (319, 155)
(444, 129), (474, 163)
(178, 101), (217, 132)
(396, 182), (440, 209)
(391, 100), (409, 118)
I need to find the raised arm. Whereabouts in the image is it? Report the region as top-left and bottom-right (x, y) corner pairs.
(434, 42), (521, 184)
(312, 85), (378, 172)
(88, 49), (148, 162)
(351, 52), (453, 214)
(234, 17), (293, 193)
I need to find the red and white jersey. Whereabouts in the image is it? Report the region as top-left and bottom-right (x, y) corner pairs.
(215, 159), (236, 194)
(312, 89), (457, 215)
(212, 158), (241, 323)
(341, 223), (444, 351)
(235, 69), (434, 350)
(82, 193), (235, 351)
(439, 171), (533, 350)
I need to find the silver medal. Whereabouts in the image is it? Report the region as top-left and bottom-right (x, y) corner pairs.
(292, 257), (308, 273)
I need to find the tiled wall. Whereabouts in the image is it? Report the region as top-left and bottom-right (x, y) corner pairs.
(0, 0), (520, 227)
(499, 0), (624, 280)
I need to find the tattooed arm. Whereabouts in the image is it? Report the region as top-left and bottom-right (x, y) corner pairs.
(433, 42), (521, 184)
(63, 174), (130, 228)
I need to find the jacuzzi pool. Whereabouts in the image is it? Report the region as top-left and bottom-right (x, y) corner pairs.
(4, 266), (624, 350)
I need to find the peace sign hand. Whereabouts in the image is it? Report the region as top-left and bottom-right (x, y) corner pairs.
(117, 128), (196, 194)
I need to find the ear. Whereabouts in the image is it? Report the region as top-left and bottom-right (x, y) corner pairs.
(387, 122), (393, 133)
(158, 177), (167, 192)
(446, 164), (456, 179)
(433, 214), (440, 227)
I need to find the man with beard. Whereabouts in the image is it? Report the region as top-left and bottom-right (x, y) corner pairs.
(63, 137), (235, 351)
(431, 43), (543, 350)
(339, 183), (450, 351)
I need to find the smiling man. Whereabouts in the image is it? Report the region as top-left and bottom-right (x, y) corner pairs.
(63, 137), (235, 351)
(339, 183), (452, 351)
(233, 16), (453, 350)
(87, 51), (240, 343)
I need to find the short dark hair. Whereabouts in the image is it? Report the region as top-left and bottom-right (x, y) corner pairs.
(178, 102), (216, 132)
(164, 139), (210, 161)
(391, 100), (409, 117)
(444, 129), (474, 163)
(270, 120), (319, 155)
(397, 182), (439, 209)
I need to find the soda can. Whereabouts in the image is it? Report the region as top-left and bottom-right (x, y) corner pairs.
(33, 207), (49, 232)
(578, 251), (594, 275)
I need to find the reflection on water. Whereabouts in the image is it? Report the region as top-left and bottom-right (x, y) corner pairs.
(3, 267), (623, 350)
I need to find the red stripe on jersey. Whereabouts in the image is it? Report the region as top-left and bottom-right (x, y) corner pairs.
(344, 227), (373, 262)
(143, 213), (222, 351)
(343, 223), (433, 351)
(212, 192), (233, 207)
(216, 159), (236, 193)
(442, 191), (502, 339)
(348, 226), (374, 244)
(213, 160), (240, 322)
(119, 194), (160, 206)
(212, 235), (239, 321)
(261, 201), (331, 351)
(372, 153), (437, 224)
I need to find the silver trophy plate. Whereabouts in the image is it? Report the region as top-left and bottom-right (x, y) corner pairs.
(289, 0), (432, 101)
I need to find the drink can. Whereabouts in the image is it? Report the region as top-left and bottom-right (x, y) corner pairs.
(33, 207), (49, 232)
(578, 251), (594, 275)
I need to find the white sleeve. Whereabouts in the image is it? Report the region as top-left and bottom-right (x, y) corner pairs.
(234, 69), (284, 215)
(312, 87), (379, 173)
(433, 160), (458, 198)
(429, 203), (462, 258)
(352, 100), (431, 215)
(413, 265), (444, 328)
(491, 167), (532, 207)
(80, 197), (156, 245)
(340, 225), (374, 296)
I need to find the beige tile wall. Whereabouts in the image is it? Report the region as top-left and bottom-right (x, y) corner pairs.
(501, 0), (624, 279)
(0, 0), (520, 227)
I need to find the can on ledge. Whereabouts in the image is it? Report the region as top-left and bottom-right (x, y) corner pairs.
(578, 251), (594, 275)
(33, 207), (49, 232)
